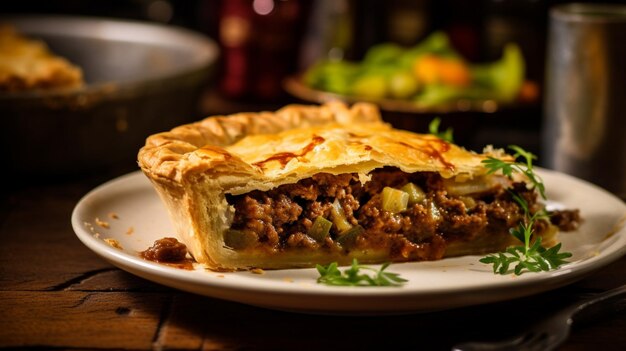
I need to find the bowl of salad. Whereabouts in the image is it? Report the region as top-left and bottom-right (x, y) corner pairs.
(285, 32), (537, 113)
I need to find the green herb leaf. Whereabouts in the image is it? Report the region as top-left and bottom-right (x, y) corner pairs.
(428, 117), (454, 143)
(481, 145), (546, 199)
(509, 225), (527, 246)
(482, 157), (515, 178)
(316, 258), (408, 287)
(481, 236), (571, 276)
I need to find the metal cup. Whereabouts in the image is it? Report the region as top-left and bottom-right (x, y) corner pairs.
(543, 3), (626, 199)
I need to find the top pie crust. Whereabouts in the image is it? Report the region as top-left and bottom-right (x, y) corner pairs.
(139, 101), (501, 193)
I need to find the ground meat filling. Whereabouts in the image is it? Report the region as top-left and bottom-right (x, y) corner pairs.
(550, 209), (582, 231)
(225, 168), (574, 260)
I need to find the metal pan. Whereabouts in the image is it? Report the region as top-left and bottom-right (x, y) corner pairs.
(0, 15), (219, 177)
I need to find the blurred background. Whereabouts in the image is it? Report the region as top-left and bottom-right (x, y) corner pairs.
(1, 0), (624, 181)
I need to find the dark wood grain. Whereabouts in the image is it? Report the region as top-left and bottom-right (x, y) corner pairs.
(1, 174), (624, 351)
(0, 291), (166, 349)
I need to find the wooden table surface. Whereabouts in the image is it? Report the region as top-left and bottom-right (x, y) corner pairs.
(1, 168), (625, 351)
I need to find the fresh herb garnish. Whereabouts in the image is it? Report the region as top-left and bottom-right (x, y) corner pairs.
(479, 145), (572, 275)
(428, 117), (454, 143)
(480, 194), (572, 275)
(479, 239), (572, 275)
(316, 259), (407, 287)
(482, 145), (546, 199)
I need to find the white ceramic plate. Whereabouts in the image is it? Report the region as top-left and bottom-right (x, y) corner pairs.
(71, 170), (626, 314)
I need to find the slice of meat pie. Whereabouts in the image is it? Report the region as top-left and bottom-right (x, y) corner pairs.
(0, 25), (83, 92)
(138, 102), (558, 271)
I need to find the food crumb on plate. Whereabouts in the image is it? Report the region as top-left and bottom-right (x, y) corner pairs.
(126, 226), (134, 235)
(104, 238), (123, 250)
(250, 268), (265, 275)
(108, 212), (119, 220)
(83, 221), (95, 232)
(95, 217), (110, 229)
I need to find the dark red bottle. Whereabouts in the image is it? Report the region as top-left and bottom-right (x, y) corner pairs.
(218, 0), (309, 101)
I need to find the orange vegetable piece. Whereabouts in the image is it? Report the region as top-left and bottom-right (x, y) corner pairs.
(413, 54), (471, 87)
(413, 54), (441, 85)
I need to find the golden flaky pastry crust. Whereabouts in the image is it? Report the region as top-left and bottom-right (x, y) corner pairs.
(138, 102), (521, 270)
